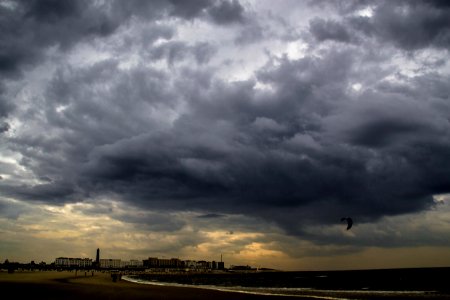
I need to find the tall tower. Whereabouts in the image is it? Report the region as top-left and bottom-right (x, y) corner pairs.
(218, 254), (224, 270)
(96, 248), (100, 264)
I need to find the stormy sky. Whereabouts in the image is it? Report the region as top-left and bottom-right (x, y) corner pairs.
(1, 0), (450, 270)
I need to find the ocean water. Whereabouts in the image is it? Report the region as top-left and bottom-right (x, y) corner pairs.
(122, 268), (450, 299)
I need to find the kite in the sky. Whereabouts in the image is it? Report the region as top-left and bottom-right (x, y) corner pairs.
(341, 217), (353, 230)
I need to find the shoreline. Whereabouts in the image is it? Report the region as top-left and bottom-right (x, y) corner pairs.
(1, 270), (450, 299)
(122, 274), (448, 300)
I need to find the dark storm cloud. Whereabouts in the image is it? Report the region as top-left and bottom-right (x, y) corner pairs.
(0, 199), (30, 219)
(197, 213), (224, 219)
(309, 18), (352, 43)
(347, 0), (450, 50)
(2, 0), (450, 246)
(0, 0), (116, 118)
(0, 0), (219, 116)
(192, 42), (217, 65)
(113, 211), (187, 232)
(205, 0), (263, 45)
(6, 44), (450, 241)
(309, 1), (450, 50)
(234, 21), (265, 45)
(206, 0), (245, 25)
(41, 49), (445, 230)
(6, 59), (182, 192)
(24, 0), (82, 22)
(149, 41), (217, 66)
(0, 85), (13, 119)
(0, 0), (118, 77)
(1, 180), (80, 203)
(167, 0), (211, 19)
(0, 121), (9, 133)
(324, 90), (448, 148)
(115, 0), (247, 24)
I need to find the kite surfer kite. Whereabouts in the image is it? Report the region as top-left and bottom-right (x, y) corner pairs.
(341, 217), (353, 230)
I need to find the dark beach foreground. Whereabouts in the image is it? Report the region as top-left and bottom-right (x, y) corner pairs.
(1, 269), (450, 299)
(0, 270), (305, 300)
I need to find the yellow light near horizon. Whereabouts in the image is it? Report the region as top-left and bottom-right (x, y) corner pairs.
(203, 230), (263, 240)
(240, 242), (284, 259)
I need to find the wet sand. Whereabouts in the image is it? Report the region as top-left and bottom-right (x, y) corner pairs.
(1, 270), (449, 299)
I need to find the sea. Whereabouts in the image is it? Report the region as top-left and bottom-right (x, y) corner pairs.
(122, 267), (450, 299)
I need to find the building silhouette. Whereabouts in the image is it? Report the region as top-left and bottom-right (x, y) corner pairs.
(99, 258), (121, 269)
(55, 257), (92, 268)
(54, 248), (226, 271)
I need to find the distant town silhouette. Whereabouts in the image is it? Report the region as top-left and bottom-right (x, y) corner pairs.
(2, 248), (257, 273)
(55, 248), (226, 271)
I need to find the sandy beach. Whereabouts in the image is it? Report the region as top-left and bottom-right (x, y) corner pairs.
(0, 270), (299, 300)
(1, 270), (449, 300)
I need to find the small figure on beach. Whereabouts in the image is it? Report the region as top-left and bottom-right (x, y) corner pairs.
(341, 217), (353, 230)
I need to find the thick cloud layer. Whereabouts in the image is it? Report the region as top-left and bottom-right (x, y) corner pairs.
(1, 0), (450, 246)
